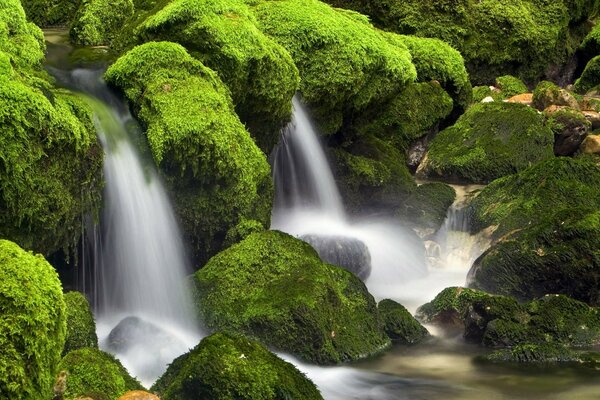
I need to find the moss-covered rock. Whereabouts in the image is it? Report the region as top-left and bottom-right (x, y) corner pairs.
(193, 230), (390, 364)
(152, 332), (322, 400)
(20, 0), (81, 27)
(481, 343), (583, 363)
(397, 182), (456, 232)
(495, 75), (528, 98)
(252, 0), (416, 134)
(0, 240), (66, 399)
(326, 0), (595, 84)
(105, 42), (272, 264)
(547, 107), (591, 156)
(0, 0), (46, 71)
(70, 0), (134, 46)
(575, 55), (600, 94)
(533, 80), (580, 111)
(57, 348), (142, 400)
(418, 102), (554, 183)
(378, 299), (428, 344)
(63, 291), (98, 356)
(125, 0), (299, 152)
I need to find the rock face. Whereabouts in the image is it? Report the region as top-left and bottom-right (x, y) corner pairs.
(300, 234), (371, 280)
(194, 230), (390, 364)
(0, 240), (66, 399)
(63, 291), (98, 356)
(152, 332), (323, 400)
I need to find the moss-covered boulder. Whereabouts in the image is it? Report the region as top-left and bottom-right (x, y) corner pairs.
(326, 0), (596, 84)
(0, 240), (66, 399)
(57, 348), (142, 400)
(152, 332), (322, 400)
(252, 0), (416, 134)
(547, 107), (591, 156)
(495, 75), (528, 98)
(533, 81), (580, 111)
(575, 55), (600, 94)
(124, 0), (299, 152)
(70, 0), (134, 46)
(63, 291), (97, 356)
(378, 299), (428, 344)
(105, 42), (272, 264)
(193, 230), (390, 364)
(397, 182), (456, 232)
(20, 0), (81, 27)
(418, 102), (554, 183)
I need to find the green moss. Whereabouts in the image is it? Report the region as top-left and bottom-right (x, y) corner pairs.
(398, 182), (456, 231)
(472, 86), (495, 103)
(194, 230), (390, 364)
(58, 348), (142, 400)
(420, 102), (554, 183)
(70, 0), (134, 46)
(533, 80), (579, 110)
(378, 299), (428, 344)
(127, 0), (299, 152)
(63, 292), (98, 356)
(0, 240), (66, 400)
(20, 0), (81, 27)
(416, 287), (495, 327)
(495, 75), (528, 98)
(105, 41), (272, 264)
(152, 332), (323, 400)
(575, 55), (600, 94)
(482, 343), (579, 363)
(0, 0), (46, 71)
(252, 0), (416, 134)
(224, 218), (265, 248)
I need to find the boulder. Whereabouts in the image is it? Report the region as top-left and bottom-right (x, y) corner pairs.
(63, 291), (98, 356)
(107, 316), (172, 353)
(575, 55), (600, 94)
(580, 134), (600, 154)
(300, 234), (371, 280)
(506, 93), (533, 106)
(70, 0), (134, 46)
(378, 299), (429, 344)
(546, 108), (591, 156)
(533, 81), (580, 111)
(582, 110), (600, 129)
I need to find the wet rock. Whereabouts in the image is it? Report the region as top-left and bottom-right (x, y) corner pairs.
(379, 299), (429, 344)
(107, 316), (171, 353)
(505, 93), (533, 106)
(117, 390), (160, 400)
(300, 234), (371, 280)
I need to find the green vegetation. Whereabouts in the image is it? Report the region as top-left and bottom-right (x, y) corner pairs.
(70, 0), (134, 46)
(20, 0), (81, 27)
(575, 55), (600, 94)
(194, 230), (390, 364)
(378, 299), (429, 344)
(495, 75), (528, 98)
(416, 287), (492, 328)
(420, 102), (554, 183)
(252, 0), (416, 134)
(63, 292), (98, 356)
(152, 332), (323, 400)
(533, 80), (579, 110)
(57, 348), (142, 400)
(0, 240), (66, 400)
(398, 182), (456, 231)
(105, 41), (272, 264)
(127, 0), (300, 152)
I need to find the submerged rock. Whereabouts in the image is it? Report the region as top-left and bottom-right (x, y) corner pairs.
(152, 332), (323, 400)
(300, 234), (371, 280)
(107, 316), (171, 353)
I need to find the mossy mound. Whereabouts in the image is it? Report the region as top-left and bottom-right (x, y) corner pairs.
(252, 0), (416, 134)
(20, 0), (81, 27)
(193, 230), (390, 364)
(495, 75), (528, 98)
(419, 102), (554, 183)
(575, 55), (600, 94)
(397, 182), (456, 232)
(70, 0), (134, 46)
(326, 0), (595, 84)
(57, 348), (142, 400)
(0, 240), (66, 399)
(152, 332), (323, 400)
(378, 299), (428, 344)
(533, 80), (580, 110)
(105, 42), (272, 264)
(0, 0), (46, 71)
(332, 135), (416, 214)
(468, 157), (600, 238)
(469, 209), (600, 305)
(63, 292), (98, 356)
(126, 0), (299, 152)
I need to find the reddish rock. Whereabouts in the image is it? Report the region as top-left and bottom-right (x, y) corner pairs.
(117, 391), (160, 400)
(506, 93), (533, 106)
(580, 135), (600, 155)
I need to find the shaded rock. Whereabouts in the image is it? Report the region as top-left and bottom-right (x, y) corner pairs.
(582, 110), (600, 129)
(63, 291), (98, 356)
(117, 390), (160, 400)
(379, 299), (428, 344)
(575, 55), (600, 95)
(506, 93), (533, 106)
(300, 234), (371, 281)
(547, 108), (591, 156)
(580, 134), (600, 154)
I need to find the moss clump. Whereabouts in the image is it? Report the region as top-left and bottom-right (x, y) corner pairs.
(326, 0), (594, 84)
(0, 240), (66, 399)
(127, 0), (299, 152)
(469, 157), (600, 238)
(533, 80), (579, 111)
(575, 55), (600, 94)
(420, 102), (554, 183)
(495, 75), (528, 98)
(0, 0), (46, 71)
(378, 299), (428, 344)
(58, 348), (142, 400)
(332, 135), (416, 214)
(105, 42), (272, 264)
(152, 332), (323, 400)
(70, 0), (134, 46)
(482, 343), (580, 363)
(224, 219), (265, 248)
(472, 86), (496, 103)
(252, 0), (416, 134)
(63, 292), (98, 356)
(20, 0), (81, 27)
(398, 182), (456, 231)
(416, 287), (493, 328)
(194, 230), (390, 364)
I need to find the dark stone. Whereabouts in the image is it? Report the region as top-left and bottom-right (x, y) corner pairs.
(300, 234), (371, 280)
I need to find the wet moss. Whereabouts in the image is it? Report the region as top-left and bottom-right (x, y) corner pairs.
(58, 348), (142, 400)
(70, 0), (134, 46)
(575, 55), (600, 94)
(420, 102), (554, 183)
(20, 0), (81, 27)
(194, 230), (390, 364)
(105, 42), (272, 264)
(0, 240), (66, 400)
(63, 292), (98, 356)
(0, 0), (46, 71)
(495, 75), (528, 98)
(378, 299), (429, 344)
(152, 332), (323, 400)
